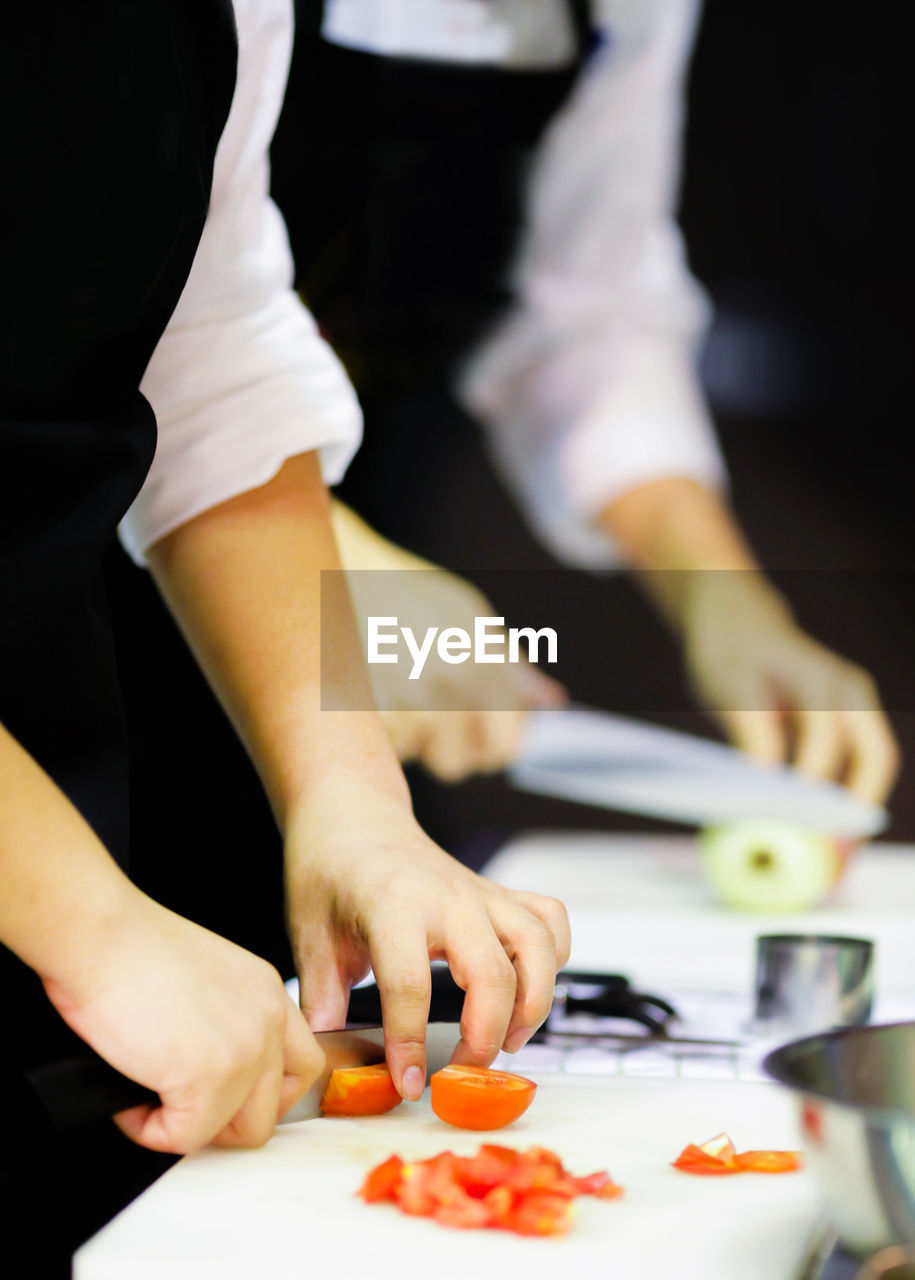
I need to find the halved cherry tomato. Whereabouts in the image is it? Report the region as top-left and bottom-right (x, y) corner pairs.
(430, 1064), (537, 1130)
(320, 1063), (402, 1116)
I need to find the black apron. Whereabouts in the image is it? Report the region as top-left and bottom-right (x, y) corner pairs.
(271, 0), (591, 391)
(0, 1), (236, 1259)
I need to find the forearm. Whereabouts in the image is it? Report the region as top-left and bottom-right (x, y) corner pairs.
(599, 477), (790, 632)
(147, 454), (410, 830)
(0, 721), (138, 987)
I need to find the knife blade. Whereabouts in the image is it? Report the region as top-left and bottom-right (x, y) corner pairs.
(20, 1022), (461, 1135)
(280, 1020), (459, 1123)
(510, 705), (887, 838)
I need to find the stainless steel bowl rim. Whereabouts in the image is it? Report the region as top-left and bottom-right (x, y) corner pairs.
(763, 1019), (915, 1127)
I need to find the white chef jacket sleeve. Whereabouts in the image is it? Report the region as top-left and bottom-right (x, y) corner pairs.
(119, 0), (362, 567)
(458, 0), (726, 569)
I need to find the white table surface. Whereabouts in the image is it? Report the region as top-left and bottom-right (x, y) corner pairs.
(483, 833), (915, 1008)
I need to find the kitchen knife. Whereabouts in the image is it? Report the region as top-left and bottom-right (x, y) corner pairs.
(19, 1022), (461, 1135)
(281, 1020), (459, 1123)
(510, 705), (887, 838)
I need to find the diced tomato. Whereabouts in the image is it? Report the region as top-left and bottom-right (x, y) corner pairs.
(358, 1154), (404, 1202)
(482, 1184), (515, 1223)
(700, 1134), (738, 1164)
(430, 1064), (537, 1131)
(503, 1192), (574, 1237)
(358, 1144), (621, 1237)
(572, 1170), (624, 1199)
(431, 1193), (494, 1230)
(320, 1063), (402, 1117)
(458, 1144), (522, 1196)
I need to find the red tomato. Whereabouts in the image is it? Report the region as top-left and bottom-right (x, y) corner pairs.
(673, 1133), (801, 1177)
(358, 1155), (404, 1202)
(573, 1170), (624, 1199)
(320, 1063), (402, 1117)
(503, 1192), (574, 1237)
(357, 1144), (622, 1237)
(734, 1150), (802, 1173)
(430, 1064), (537, 1130)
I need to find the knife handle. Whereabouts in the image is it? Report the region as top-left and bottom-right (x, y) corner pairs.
(23, 1054), (160, 1135)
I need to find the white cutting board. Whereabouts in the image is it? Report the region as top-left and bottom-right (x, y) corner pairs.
(75, 1075), (818, 1280)
(483, 834), (915, 1003)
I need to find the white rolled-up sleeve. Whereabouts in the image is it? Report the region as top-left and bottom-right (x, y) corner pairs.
(119, 0), (362, 566)
(458, 0), (725, 568)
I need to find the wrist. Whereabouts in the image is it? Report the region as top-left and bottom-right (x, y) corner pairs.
(37, 873), (151, 1005)
(277, 723), (413, 840)
(681, 568), (795, 640)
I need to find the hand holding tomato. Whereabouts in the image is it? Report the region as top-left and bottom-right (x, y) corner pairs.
(283, 784), (571, 1103)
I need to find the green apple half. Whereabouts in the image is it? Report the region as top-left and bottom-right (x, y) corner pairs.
(699, 819), (842, 913)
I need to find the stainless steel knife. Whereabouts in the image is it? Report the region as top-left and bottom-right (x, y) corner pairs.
(280, 1020), (459, 1123)
(20, 1022), (461, 1134)
(510, 705), (888, 838)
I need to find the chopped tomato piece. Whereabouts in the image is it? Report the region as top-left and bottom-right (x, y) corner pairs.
(734, 1150), (802, 1173)
(673, 1133), (801, 1176)
(358, 1144), (622, 1237)
(573, 1170), (624, 1199)
(672, 1133), (739, 1176)
(358, 1155), (404, 1202)
(503, 1192), (574, 1237)
(458, 1144), (522, 1196)
(700, 1134), (739, 1165)
(320, 1063), (401, 1117)
(430, 1064), (537, 1130)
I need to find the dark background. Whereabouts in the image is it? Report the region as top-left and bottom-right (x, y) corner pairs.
(107, 0), (915, 969)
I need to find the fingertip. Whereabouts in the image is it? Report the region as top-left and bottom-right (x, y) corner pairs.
(400, 1064), (425, 1101)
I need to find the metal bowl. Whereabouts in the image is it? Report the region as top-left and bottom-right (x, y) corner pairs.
(764, 1022), (915, 1258)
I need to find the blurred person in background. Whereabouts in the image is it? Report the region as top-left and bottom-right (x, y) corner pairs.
(270, 0), (899, 804)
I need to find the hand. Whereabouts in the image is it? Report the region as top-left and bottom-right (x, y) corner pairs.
(333, 501), (566, 781)
(683, 573), (899, 805)
(43, 892), (325, 1154)
(284, 786), (571, 1100)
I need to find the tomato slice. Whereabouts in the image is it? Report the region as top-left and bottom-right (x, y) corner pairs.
(672, 1132), (740, 1175)
(673, 1133), (801, 1176)
(734, 1150), (802, 1173)
(320, 1063), (402, 1116)
(430, 1064), (537, 1130)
